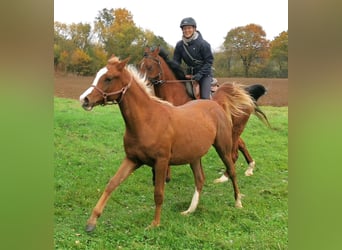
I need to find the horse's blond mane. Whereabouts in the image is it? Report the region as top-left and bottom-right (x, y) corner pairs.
(126, 64), (173, 106)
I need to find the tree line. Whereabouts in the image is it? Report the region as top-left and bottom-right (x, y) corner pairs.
(54, 8), (288, 78)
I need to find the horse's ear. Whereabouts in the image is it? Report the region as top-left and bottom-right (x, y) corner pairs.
(152, 46), (160, 56)
(144, 47), (150, 57)
(117, 57), (130, 71)
(107, 54), (120, 65)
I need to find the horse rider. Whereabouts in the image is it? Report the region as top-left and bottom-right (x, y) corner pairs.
(173, 17), (214, 99)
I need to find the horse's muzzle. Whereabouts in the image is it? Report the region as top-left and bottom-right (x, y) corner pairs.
(81, 97), (93, 111)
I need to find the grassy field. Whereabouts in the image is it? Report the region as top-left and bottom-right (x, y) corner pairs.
(54, 97), (288, 249)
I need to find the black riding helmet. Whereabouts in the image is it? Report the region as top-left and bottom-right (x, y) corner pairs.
(180, 17), (197, 28)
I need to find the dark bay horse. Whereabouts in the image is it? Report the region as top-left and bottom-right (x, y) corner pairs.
(80, 55), (255, 230)
(140, 47), (270, 181)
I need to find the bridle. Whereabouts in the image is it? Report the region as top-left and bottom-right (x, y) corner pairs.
(90, 74), (132, 105)
(141, 54), (190, 86)
(140, 55), (164, 85)
(141, 53), (219, 98)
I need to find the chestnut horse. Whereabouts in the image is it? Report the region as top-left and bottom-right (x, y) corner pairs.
(80, 55), (255, 230)
(140, 46), (270, 182)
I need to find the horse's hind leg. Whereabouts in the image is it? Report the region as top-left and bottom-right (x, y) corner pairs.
(214, 136), (255, 183)
(215, 146), (243, 208)
(214, 144), (238, 183)
(213, 147), (239, 183)
(86, 157), (137, 232)
(181, 158), (205, 215)
(224, 155), (243, 208)
(238, 137), (255, 176)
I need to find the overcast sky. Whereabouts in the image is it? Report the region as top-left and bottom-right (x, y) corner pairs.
(54, 0), (288, 51)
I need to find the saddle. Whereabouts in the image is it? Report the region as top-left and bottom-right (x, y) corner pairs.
(184, 81), (200, 99)
(184, 78), (219, 99)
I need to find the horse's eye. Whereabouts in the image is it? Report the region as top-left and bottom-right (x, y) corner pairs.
(105, 78), (112, 83)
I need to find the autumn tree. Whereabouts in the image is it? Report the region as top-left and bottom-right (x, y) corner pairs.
(54, 9), (173, 73)
(68, 22), (92, 50)
(212, 51), (230, 77)
(93, 8), (171, 65)
(54, 22), (73, 71)
(87, 45), (108, 73)
(94, 8), (141, 62)
(70, 48), (92, 76)
(94, 8), (119, 50)
(270, 31), (288, 77)
(223, 24), (269, 77)
(144, 30), (170, 49)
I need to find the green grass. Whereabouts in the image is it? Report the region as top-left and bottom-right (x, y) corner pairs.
(54, 97), (288, 249)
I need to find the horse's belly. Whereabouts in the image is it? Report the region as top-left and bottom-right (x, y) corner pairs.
(168, 142), (212, 165)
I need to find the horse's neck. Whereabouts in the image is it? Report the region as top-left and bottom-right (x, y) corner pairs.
(153, 83), (188, 106)
(119, 81), (158, 132)
(157, 61), (192, 106)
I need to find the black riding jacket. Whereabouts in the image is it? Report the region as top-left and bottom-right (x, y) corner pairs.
(173, 31), (213, 80)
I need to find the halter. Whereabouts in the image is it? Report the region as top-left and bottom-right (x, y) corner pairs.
(91, 74), (132, 105)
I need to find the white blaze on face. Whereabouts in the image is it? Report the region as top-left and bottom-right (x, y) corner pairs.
(79, 67), (108, 102)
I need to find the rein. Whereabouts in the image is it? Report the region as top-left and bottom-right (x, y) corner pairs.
(91, 74), (132, 105)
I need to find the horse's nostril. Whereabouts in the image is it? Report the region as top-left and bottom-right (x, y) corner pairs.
(82, 97), (93, 111)
(81, 97), (89, 107)
(82, 97), (89, 105)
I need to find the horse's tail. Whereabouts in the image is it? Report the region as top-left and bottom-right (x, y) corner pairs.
(244, 84), (267, 102)
(244, 84), (272, 128)
(254, 106), (272, 128)
(212, 83), (255, 124)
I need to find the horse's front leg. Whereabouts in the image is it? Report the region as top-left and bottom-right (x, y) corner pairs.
(147, 159), (169, 228)
(86, 157), (137, 232)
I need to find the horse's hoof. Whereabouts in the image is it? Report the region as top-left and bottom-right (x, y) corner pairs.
(165, 177), (171, 183)
(85, 224), (96, 232)
(181, 210), (190, 215)
(245, 162), (255, 176)
(145, 221), (160, 230)
(235, 202), (243, 209)
(244, 170), (254, 176)
(213, 174), (229, 183)
(235, 194), (245, 208)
